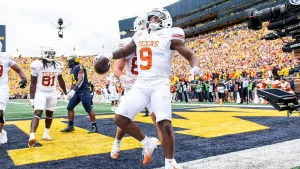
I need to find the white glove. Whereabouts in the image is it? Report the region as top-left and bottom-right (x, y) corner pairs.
(68, 90), (75, 98)
(29, 99), (34, 108)
(120, 75), (136, 88)
(190, 66), (203, 77)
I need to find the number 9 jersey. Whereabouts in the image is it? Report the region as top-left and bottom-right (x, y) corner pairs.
(30, 60), (63, 92)
(132, 27), (185, 79)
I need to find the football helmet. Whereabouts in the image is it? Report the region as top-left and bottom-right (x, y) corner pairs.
(133, 14), (147, 31)
(147, 8), (172, 30)
(42, 46), (56, 62)
(67, 55), (80, 68)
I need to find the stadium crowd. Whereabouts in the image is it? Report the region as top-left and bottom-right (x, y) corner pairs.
(7, 22), (299, 104)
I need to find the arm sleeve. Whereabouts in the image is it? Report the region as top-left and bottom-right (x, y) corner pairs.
(30, 61), (38, 76)
(171, 27), (185, 42)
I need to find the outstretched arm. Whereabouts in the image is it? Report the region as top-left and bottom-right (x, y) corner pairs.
(57, 75), (67, 95)
(171, 39), (200, 68)
(73, 70), (84, 91)
(11, 64), (27, 88)
(107, 41), (136, 60)
(30, 76), (37, 99)
(114, 58), (127, 79)
(11, 64), (26, 80)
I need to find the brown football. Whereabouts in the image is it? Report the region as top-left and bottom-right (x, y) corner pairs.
(94, 56), (110, 74)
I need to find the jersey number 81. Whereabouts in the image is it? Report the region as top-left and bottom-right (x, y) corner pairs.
(42, 76), (55, 86)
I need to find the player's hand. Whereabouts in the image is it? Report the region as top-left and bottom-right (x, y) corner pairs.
(29, 99), (34, 108)
(68, 90), (75, 98)
(125, 77), (136, 88)
(190, 66), (203, 77)
(120, 75), (136, 88)
(19, 77), (27, 89)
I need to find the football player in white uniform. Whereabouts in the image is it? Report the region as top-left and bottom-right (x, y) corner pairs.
(106, 73), (118, 111)
(102, 8), (202, 168)
(0, 41), (27, 145)
(110, 15), (163, 159)
(28, 47), (67, 147)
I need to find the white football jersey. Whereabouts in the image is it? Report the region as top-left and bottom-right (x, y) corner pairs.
(125, 53), (138, 78)
(119, 37), (138, 78)
(31, 60), (63, 92)
(132, 27), (185, 79)
(0, 53), (16, 86)
(107, 77), (117, 91)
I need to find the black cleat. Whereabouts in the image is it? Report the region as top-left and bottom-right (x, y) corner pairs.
(60, 126), (75, 132)
(88, 126), (98, 133)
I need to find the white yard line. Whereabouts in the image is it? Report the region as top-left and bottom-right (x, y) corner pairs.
(173, 103), (273, 108)
(156, 139), (300, 169)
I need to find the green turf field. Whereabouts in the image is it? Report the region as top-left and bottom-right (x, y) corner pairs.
(5, 99), (207, 120)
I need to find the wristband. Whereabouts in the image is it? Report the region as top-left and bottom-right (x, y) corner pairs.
(119, 74), (127, 83)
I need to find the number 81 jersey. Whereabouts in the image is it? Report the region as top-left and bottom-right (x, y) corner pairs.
(132, 27), (185, 79)
(30, 60), (63, 92)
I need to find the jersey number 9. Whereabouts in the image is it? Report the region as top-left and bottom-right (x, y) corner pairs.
(139, 47), (152, 70)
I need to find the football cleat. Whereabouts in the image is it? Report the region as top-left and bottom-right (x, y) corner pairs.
(0, 129), (8, 144)
(110, 142), (121, 159)
(60, 126), (75, 132)
(88, 126), (98, 133)
(42, 134), (53, 141)
(142, 137), (159, 165)
(28, 138), (37, 148)
(165, 159), (182, 169)
(110, 151), (120, 159)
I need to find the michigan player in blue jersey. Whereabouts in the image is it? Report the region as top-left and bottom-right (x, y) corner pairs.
(61, 56), (98, 133)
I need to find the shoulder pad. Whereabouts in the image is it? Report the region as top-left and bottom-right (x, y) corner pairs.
(30, 60), (42, 69)
(119, 37), (132, 48)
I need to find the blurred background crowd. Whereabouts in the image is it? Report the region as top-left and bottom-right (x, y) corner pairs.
(8, 22), (299, 104)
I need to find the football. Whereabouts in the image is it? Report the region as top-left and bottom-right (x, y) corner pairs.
(94, 56), (110, 74)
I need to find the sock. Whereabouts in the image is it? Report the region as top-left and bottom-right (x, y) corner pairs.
(44, 128), (50, 135)
(140, 136), (149, 146)
(114, 139), (121, 146)
(92, 122), (97, 127)
(69, 121), (73, 127)
(165, 158), (174, 165)
(30, 133), (35, 140)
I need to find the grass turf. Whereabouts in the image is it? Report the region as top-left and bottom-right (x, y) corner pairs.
(5, 99), (207, 120)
